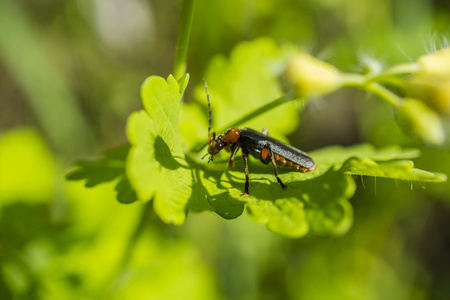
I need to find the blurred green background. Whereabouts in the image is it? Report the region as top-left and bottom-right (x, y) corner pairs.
(1, 0), (450, 299)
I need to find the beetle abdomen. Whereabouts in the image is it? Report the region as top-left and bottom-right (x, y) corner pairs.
(273, 153), (317, 171)
(269, 143), (316, 170)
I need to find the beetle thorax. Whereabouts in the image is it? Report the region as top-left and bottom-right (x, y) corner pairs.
(207, 128), (241, 161)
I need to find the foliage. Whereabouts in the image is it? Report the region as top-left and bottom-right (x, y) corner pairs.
(68, 38), (446, 238)
(126, 75), (192, 224)
(0, 129), (219, 299)
(2, 0), (450, 299)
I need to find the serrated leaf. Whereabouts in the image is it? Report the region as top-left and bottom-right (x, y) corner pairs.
(126, 74), (192, 225)
(309, 143), (421, 171)
(246, 196), (309, 238)
(66, 145), (129, 187)
(66, 145), (138, 204)
(182, 39), (302, 151)
(198, 143), (445, 237)
(342, 158), (447, 182)
(202, 38), (301, 140)
(200, 169), (245, 219)
(240, 169), (355, 238)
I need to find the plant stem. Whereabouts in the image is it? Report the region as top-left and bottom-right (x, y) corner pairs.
(382, 62), (421, 76)
(366, 62), (422, 82)
(363, 82), (403, 107)
(173, 0), (195, 80)
(219, 95), (294, 133)
(341, 73), (403, 108)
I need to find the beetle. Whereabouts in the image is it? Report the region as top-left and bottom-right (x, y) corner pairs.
(203, 80), (316, 196)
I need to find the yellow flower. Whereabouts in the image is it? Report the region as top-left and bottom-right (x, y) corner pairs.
(396, 98), (445, 145)
(284, 53), (342, 98)
(417, 47), (450, 79)
(406, 76), (450, 116)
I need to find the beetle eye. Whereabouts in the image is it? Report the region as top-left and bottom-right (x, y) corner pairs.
(217, 140), (225, 150)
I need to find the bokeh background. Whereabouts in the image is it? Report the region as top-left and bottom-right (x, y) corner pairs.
(1, 0), (450, 299)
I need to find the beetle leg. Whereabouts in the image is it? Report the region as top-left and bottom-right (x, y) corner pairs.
(262, 128), (268, 135)
(265, 145), (287, 189)
(241, 151), (250, 196)
(228, 142), (241, 168)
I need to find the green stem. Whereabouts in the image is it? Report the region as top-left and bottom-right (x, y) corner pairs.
(363, 82), (403, 107)
(382, 62), (421, 77)
(219, 95), (294, 132)
(173, 0), (195, 80)
(341, 73), (403, 108)
(366, 62), (422, 82)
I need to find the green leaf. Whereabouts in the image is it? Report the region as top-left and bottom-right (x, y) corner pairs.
(220, 168), (356, 238)
(66, 145), (138, 204)
(198, 143), (445, 237)
(66, 145), (129, 187)
(342, 158), (447, 182)
(200, 169), (245, 219)
(309, 143), (421, 172)
(196, 38), (301, 142)
(115, 176), (139, 204)
(185, 167), (215, 213)
(126, 74), (192, 225)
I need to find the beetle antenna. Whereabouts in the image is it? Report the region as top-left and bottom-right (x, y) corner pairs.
(202, 78), (212, 145)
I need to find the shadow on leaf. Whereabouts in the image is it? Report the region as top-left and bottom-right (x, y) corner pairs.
(66, 144), (139, 205)
(154, 136), (182, 170)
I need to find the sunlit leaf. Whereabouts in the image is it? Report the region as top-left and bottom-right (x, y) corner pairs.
(201, 38), (301, 141)
(126, 74), (192, 225)
(199, 143), (445, 237)
(342, 158), (447, 182)
(182, 39), (302, 152)
(200, 169), (245, 219)
(309, 143), (421, 171)
(66, 145), (138, 204)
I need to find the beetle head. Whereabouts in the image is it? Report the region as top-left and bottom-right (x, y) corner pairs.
(206, 132), (225, 162)
(206, 128), (241, 162)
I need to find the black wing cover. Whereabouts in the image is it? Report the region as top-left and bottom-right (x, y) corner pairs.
(239, 128), (315, 169)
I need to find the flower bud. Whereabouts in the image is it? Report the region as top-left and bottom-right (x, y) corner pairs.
(283, 53), (342, 98)
(417, 47), (450, 78)
(406, 76), (450, 116)
(396, 98), (445, 145)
